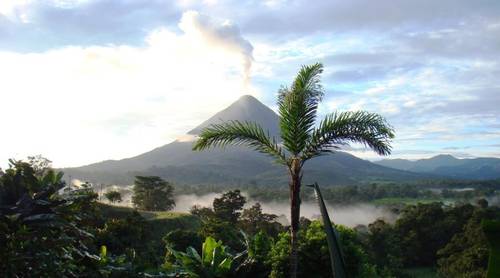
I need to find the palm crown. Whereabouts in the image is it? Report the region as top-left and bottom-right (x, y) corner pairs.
(193, 62), (394, 277)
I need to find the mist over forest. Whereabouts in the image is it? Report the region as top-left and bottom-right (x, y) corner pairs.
(96, 184), (396, 227)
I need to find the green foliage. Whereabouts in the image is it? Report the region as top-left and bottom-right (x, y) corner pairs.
(308, 182), (347, 278)
(402, 267), (437, 278)
(303, 111), (394, 160)
(105, 190), (122, 203)
(267, 221), (377, 278)
(436, 207), (498, 277)
(165, 236), (235, 277)
(0, 159), (63, 205)
(3, 156), (498, 277)
(198, 215), (244, 251)
(193, 120), (287, 165)
(213, 190), (246, 224)
(164, 229), (202, 254)
(335, 225), (378, 278)
(132, 176), (175, 211)
(191, 190), (282, 251)
(367, 219), (405, 277)
(238, 231), (273, 277)
(239, 203), (281, 236)
(147, 213), (202, 250)
(482, 220), (500, 278)
(96, 211), (149, 257)
(0, 158), (106, 276)
(361, 201), (499, 277)
(267, 231), (291, 278)
(96, 209), (201, 270)
(164, 232), (273, 278)
(277, 63), (324, 156)
(395, 202), (475, 267)
(98, 245), (141, 277)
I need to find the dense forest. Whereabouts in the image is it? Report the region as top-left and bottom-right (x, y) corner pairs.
(1, 158), (499, 277)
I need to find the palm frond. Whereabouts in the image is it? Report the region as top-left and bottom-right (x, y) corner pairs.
(193, 120), (287, 165)
(278, 63), (324, 155)
(307, 182), (347, 278)
(302, 111), (395, 160)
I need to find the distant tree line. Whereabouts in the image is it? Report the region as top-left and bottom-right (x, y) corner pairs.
(175, 181), (499, 205)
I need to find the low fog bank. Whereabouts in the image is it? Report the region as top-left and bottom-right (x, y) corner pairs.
(174, 193), (396, 227)
(90, 182), (396, 227)
(258, 201), (397, 227)
(96, 184), (135, 207)
(74, 180), (498, 227)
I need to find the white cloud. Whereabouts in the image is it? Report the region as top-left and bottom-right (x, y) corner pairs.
(178, 10), (254, 84)
(0, 0), (31, 21)
(1, 1), (499, 167)
(0, 11), (257, 168)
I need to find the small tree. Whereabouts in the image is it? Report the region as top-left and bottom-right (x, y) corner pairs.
(240, 203), (280, 236)
(190, 190), (248, 250)
(104, 190), (122, 204)
(132, 176), (175, 211)
(213, 190), (246, 224)
(27, 155), (52, 176)
(0, 158), (64, 206)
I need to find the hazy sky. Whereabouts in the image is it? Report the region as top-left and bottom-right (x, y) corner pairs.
(1, 0), (499, 167)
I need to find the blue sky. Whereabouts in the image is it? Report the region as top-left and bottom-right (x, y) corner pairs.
(1, 0), (499, 167)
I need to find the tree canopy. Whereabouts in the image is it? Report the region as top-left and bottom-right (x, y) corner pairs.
(105, 190), (122, 203)
(132, 176), (175, 211)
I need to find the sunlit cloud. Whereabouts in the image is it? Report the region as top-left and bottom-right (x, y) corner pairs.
(0, 10), (257, 167)
(1, 0), (499, 167)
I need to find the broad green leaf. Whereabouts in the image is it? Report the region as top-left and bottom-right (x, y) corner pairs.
(202, 236), (217, 266)
(100, 245), (107, 258)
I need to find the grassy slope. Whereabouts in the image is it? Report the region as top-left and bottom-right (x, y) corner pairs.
(97, 203), (201, 240)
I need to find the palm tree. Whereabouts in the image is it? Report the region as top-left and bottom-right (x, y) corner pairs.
(193, 63), (394, 277)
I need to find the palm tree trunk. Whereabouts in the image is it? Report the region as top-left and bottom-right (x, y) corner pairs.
(289, 161), (301, 278)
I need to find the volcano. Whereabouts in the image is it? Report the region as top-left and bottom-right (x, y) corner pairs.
(63, 95), (423, 186)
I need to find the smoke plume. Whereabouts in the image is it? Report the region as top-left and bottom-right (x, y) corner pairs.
(179, 11), (254, 85)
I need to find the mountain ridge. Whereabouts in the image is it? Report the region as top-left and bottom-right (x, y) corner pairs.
(63, 95), (432, 186)
(375, 155), (500, 180)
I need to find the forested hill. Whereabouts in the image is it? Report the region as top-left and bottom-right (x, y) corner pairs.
(376, 154), (500, 180)
(63, 95), (426, 186)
